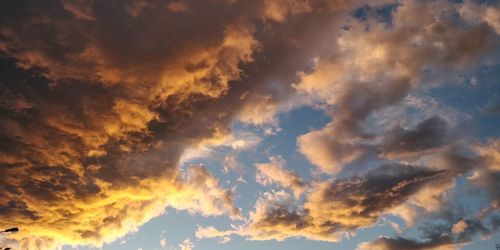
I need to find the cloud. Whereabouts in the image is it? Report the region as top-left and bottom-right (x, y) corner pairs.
(260, 0), (312, 23)
(197, 190), (327, 242)
(381, 116), (454, 158)
(459, 0), (500, 34)
(197, 0), (500, 246)
(166, 1), (189, 13)
(179, 129), (261, 167)
(451, 220), (468, 234)
(198, 164), (448, 242)
(356, 157), (500, 250)
(0, 0), (259, 99)
(297, 122), (369, 174)
(0, 0), (364, 247)
(356, 236), (457, 250)
(179, 238), (194, 250)
(0, 163), (238, 247)
(237, 93), (280, 126)
(295, 0), (498, 174)
(255, 155), (306, 197)
(356, 215), (497, 250)
(470, 139), (500, 208)
(160, 238), (167, 248)
(0, 0), (499, 248)
(303, 164), (446, 231)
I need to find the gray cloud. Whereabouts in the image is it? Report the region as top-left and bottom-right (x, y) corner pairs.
(198, 163), (449, 242)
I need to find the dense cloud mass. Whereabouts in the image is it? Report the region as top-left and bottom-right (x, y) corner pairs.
(0, 0), (499, 249)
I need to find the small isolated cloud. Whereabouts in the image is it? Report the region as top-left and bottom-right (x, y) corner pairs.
(179, 238), (194, 250)
(160, 229), (168, 249)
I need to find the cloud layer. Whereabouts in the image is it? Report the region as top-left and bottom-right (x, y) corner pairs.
(1, 0), (499, 249)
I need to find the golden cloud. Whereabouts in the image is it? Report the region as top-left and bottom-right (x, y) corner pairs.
(1, 0), (499, 249)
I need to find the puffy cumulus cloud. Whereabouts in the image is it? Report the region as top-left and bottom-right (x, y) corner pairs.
(237, 93), (280, 127)
(255, 155), (306, 197)
(198, 164), (448, 242)
(451, 220), (468, 234)
(297, 122), (369, 174)
(0, 164), (239, 247)
(295, 0), (499, 174)
(172, 165), (241, 218)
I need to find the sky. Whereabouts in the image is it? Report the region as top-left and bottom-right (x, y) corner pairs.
(1, 0), (500, 250)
